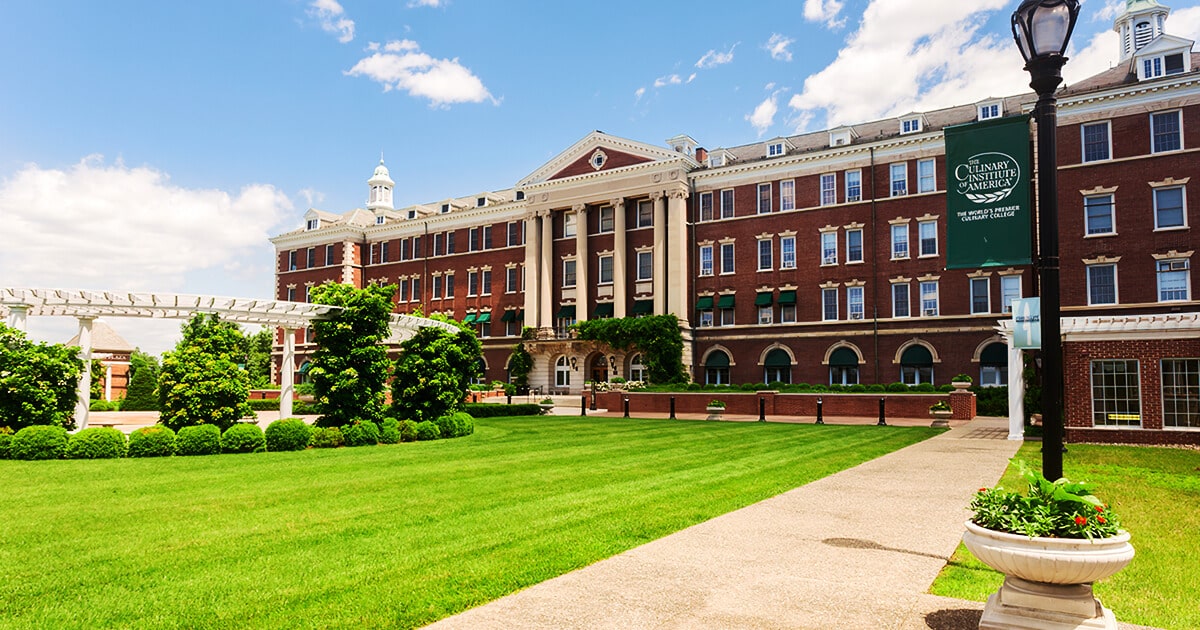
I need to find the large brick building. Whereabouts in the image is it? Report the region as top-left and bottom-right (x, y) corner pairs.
(272, 1), (1198, 441)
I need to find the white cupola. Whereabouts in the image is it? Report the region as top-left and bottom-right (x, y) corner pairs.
(367, 154), (394, 212)
(1115, 0), (1171, 60)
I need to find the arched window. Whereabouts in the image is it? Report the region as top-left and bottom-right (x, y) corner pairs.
(555, 356), (571, 388)
(979, 342), (1008, 387)
(705, 350), (730, 385)
(590, 355), (609, 384)
(763, 348), (792, 385)
(628, 354), (646, 382)
(828, 347), (860, 385)
(900, 344), (934, 385)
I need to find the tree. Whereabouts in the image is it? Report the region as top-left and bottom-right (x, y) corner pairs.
(157, 314), (253, 431)
(309, 283), (395, 428)
(89, 359), (105, 400)
(506, 328), (534, 394)
(0, 322), (83, 430)
(390, 315), (483, 423)
(243, 328), (273, 388)
(574, 315), (686, 384)
(121, 350), (160, 411)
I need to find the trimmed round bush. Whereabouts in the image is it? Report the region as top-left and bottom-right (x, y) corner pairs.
(265, 418), (311, 452)
(434, 411), (475, 439)
(11, 425), (69, 460)
(379, 418), (401, 444)
(866, 384), (886, 392)
(342, 420), (380, 447)
(89, 399), (119, 412)
(886, 382), (910, 393)
(847, 384), (867, 393)
(66, 427), (127, 459)
(310, 427), (344, 448)
(127, 425), (176, 458)
(399, 420), (418, 442)
(175, 424), (221, 456)
(415, 421), (440, 441)
(221, 423), (266, 454)
(913, 383), (937, 393)
(0, 428), (13, 459)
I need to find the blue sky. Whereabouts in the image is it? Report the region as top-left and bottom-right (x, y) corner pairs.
(2, 0), (1199, 354)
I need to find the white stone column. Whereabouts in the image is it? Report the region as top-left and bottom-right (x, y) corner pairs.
(612, 198), (627, 318)
(7, 304), (29, 331)
(74, 317), (95, 431)
(574, 204), (588, 323)
(1008, 341), (1025, 441)
(280, 327), (296, 419)
(523, 215), (540, 330)
(652, 192), (666, 315)
(667, 190), (689, 325)
(539, 210), (554, 333)
(104, 364), (113, 402)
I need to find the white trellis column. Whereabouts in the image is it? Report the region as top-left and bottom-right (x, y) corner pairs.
(1007, 340), (1025, 441)
(280, 327), (296, 419)
(74, 316), (95, 430)
(7, 304), (30, 331)
(104, 364), (113, 401)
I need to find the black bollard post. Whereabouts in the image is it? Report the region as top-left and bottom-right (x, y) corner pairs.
(669, 396), (676, 419)
(506, 394), (512, 405)
(590, 391), (597, 411)
(816, 397), (824, 424)
(759, 397), (766, 422)
(877, 397), (887, 426)
(581, 394), (587, 417)
(623, 397), (630, 418)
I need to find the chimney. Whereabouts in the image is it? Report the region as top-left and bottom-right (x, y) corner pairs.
(696, 147), (708, 164)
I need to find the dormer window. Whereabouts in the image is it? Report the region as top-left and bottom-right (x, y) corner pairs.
(1141, 52), (1189, 80)
(477, 197), (486, 207)
(408, 210), (417, 219)
(306, 218), (319, 231)
(515, 191), (525, 201)
(441, 203), (450, 213)
(978, 102), (1002, 120)
(901, 118), (922, 134)
(708, 154), (725, 167)
(767, 142), (784, 157)
(830, 130), (852, 147)
(375, 215), (385, 225)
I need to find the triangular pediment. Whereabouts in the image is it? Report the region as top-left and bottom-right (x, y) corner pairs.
(519, 131), (697, 186)
(1133, 34), (1195, 58)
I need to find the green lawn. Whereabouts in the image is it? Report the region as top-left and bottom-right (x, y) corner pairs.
(0, 416), (938, 629)
(930, 442), (1200, 630)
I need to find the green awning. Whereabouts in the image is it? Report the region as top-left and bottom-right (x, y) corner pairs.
(500, 310), (516, 323)
(517, 309), (524, 320)
(777, 290), (796, 305)
(475, 312), (491, 324)
(594, 303), (614, 318)
(463, 313), (477, 324)
(556, 305), (576, 319)
(716, 295), (735, 309)
(632, 300), (654, 315)
(764, 348), (791, 367)
(980, 342), (1007, 365)
(755, 292), (773, 307)
(297, 361), (312, 374)
(901, 344), (933, 366)
(696, 296), (714, 310)
(829, 347), (859, 367)
(705, 350), (730, 367)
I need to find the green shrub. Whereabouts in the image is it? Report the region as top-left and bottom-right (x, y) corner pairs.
(127, 426), (175, 458)
(221, 423), (266, 454)
(66, 427), (127, 459)
(399, 420), (418, 442)
(937, 384), (955, 393)
(913, 383), (937, 393)
(434, 412), (474, 439)
(686, 383), (702, 391)
(973, 385), (1009, 416)
(379, 418), (401, 444)
(809, 384), (828, 392)
(89, 399), (118, 412)
(342, 420), (380, 447)
(415, 421), (440, 441)
(463, 403), (541, 417)
(310, 427), (344, 448)
(847, 384), (867, 393)
(292, 400), (317, 415)
(175, 424), (221, 456)
(10, 425), (69, 460)
(246, 398), (281, 411)
(265, 418), (311, 452)
(0, 428), (12, 459)
(865, 383), (886, 392)
(886, 382), (910, 393)
(0, 323), (83, 431)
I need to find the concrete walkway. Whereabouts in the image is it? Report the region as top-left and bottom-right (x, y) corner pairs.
(429, 417), (1021, 629)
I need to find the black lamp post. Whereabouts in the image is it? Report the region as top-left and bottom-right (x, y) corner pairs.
(1011, 0), (1080, 482)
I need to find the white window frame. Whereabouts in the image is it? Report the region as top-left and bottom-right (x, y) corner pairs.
(780, 236), (796, 270)
(768, 142), (784, 157)
(758, 305), (773, 325)
(720, 189), (735, 219)
(920, 281), (939, 317)
(1090, 359), (1141, 427)
(637, 200), (654, 227)
(1153, 186), (1187, 230)
(1157, 258), (1191, 302)
(780, 179), (795, 211)
(917, 158), (936, 193)
(757, 183), (772, 214)
(699, 310), (714, 328)
(563, 212), (577, 238)
(720, 243), (735, 274)
(1086, 263), (1118, 306)
(847, 286), (864, 320)
(891, 224), (909, 259)
(506, 267), (519, 293)
(970, 277), (991, 314)
(562, 259), (577, 288)
(918, 220), (938, 257)
(901, 118), (922, 134)
(637, 251), (654, 281)
(757, 238), (773, 271)
(1085, 194), (1116, 236)
(890, 163), (907, 197)
(432, 275), (443, 300)
(598, 206), (614, 233)
(1081, 121), (1112, 163)
(1001, 275), (1021, 314)
(699, 245), (714, 276)
(306, 218), (319, 231)
(820, 232), (838, 266)
(780, 303), (797, 323)
(820, 174), (837, 206)
(1150, 110), (1183, 154)
(822, 288), (838, 321)
(845, 169), (862, 203)
(698, 192), (713, 222)
(892, 283), (910, 318)
(978, 102), (1001, 120)
(467, 271), (479, 297)
(846, 229), (863, 264)
(598, 254), (614, 284)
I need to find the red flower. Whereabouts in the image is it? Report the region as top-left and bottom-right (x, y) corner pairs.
(978, 488), (988, 493)
(1074, 515), (1087, 526)
(1098, 516), (1107, 524)
(1095, 505), (1105, 512)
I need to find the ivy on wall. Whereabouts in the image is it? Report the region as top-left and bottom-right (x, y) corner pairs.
(574, 315), (685, 384)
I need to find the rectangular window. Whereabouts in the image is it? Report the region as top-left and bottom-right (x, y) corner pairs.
(411, 278), (421, 301)
(780, 180), (795, 211)
(599, 206), (614, 233)
(446, 232), (456, 254)
(506, 267), (519, 293)
(821, 232), (837, 265)
(822, 288), (838, 321)
(699, 310), (714, 328)
(757, 183), (772, 214)
(720, 307), (735, 326)
(699, 245), (713, 276)
(845, 170), (862, 203)
(1085, 194), (1115, 235)
(970, 277), (990, 314)
(444, 274), (454, 298)
(1001, 276), (1021, 314)
(434, 234), (444, 257)
(398, 239), (407, 261)
(398, 279), (408, 302)
(720, 243), (735, 274)
(1151, 111), (1182, 153)
(699, 192), (714, 222)
(563, 260), (577, 288)
(369, 243), (378, 265)
(1165, 53), (1185, 75)
(469, 227), (480, 252)
(598, 255), (613, 284)
(768, 142), (784, 156)
(979, 103), (1000, 120)
(892, 283), (910, 318)
(890, 163), (907, 196)
(1091, 360), (1141, 427)
(1082, 122), (1111, 162)
(306, 247), (315, 268)
(507, 221), (520, 247)
(468, 271), (479, 296)
(481, 270), (491, 295)
(780, 236), (796, 269)
(638, 251), (653, 281)
(847, 286), (864, 320)
(820, 174), (837, 206)
(720, 189), (735, 219)
(1154, 186), (1186, 229)
(920, 281), (939, 317)
(482, 225), (493, 249)
(918, 221), (938, 256)
(306, 218), (319, 230)
(1157, 259), (1190, 301)
(758, 306), (773, 325)
(1145, 57), (1162, 78)
(918, 158), (935, 193)
(757, 239), (772, 271)
(846, 229), (863, 263)
(288, 250), (297, 271)
(637, 200), (653, 227)
(1162, 359), (1200, 428)
(563, 212), (577, 237)
(412, 236), (422, 259)
(891, 224), (909, 259)
(286, 286), (295, 301)
(432, 275), (443, 299)
(1087, 264), (1117, 305)
(780, 304), (796, 323)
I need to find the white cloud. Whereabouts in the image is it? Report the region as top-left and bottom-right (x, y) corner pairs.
(687, 72), (697, 83)
(345, 40), (497, 107)
(654, 74), (683, 88)
(408, 0), (444, 7)
(1090, 0), (1123, 23)
(634, 87), (646, 101)
(746, 94), (779, 136)
(764, 34), (795, 62)
(695, 44), (737, 69)
(308, 0), (355, 44)
(299, 188), (325, 207)
(804, 0), (846, 28)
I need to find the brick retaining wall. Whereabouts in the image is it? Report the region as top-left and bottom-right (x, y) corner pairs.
(594, 390), (975, 420)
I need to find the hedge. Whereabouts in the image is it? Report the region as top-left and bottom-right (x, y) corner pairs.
(66, 427), (127, 459)
(379, 418), (401, 444)
(399, 420), (418, 442)
(342, 421), (380, 447)
(414, 421), (440, 441)
(11, 425), (69, 460)
(265, 419), (311, 452)
(434, 412), (474, 439)
(0, 428), (12, 459)
(246, 398), (280, 411)
(127, 426), (176, 458)
(463, 403), (542, 417)
(175, 424), (221, 456)
(221, 423), (266, 454)
(310, 427), (344, 448)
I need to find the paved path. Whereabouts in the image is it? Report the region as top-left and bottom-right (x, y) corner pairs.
(429, 417), (1021, 629)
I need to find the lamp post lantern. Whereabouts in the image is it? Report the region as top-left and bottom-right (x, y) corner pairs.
(1011, 0), (1080, 482)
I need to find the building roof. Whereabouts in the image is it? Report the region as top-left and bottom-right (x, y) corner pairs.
(65, 319), (135, 352)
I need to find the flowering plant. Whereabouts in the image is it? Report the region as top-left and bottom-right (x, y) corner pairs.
(971, 459), (1121, 539)
(707, 399), (726, 408)
(930, 400), (952, 412)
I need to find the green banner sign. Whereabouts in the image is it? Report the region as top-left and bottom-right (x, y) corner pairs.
(945, 115), (1033, 269)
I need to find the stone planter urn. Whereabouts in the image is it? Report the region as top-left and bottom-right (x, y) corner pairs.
(929, 409), (953, 428)
(538, 401), (555, 414)
(951, 380), (972, 391)
(705, 405), (725, 421)
(962, 520), (1135, 629)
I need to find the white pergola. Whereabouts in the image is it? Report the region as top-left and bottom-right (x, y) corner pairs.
(0, 288), (457, 428)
